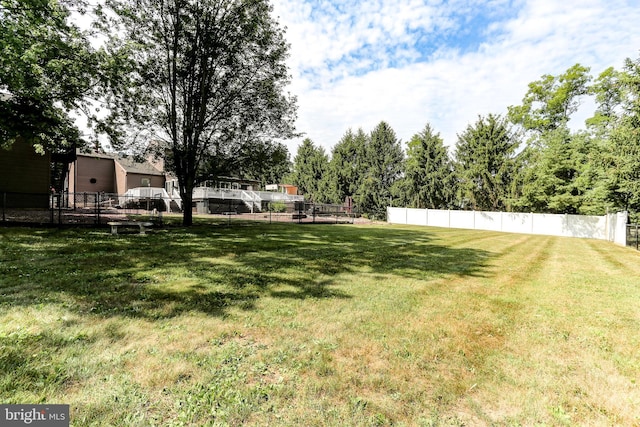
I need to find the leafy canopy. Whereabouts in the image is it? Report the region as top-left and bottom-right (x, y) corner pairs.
(0, 0), (98, 153)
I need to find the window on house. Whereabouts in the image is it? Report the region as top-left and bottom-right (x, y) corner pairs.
(141, 178), (150, 187)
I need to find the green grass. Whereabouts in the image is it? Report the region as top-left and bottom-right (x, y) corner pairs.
(1, 220), (639, 426)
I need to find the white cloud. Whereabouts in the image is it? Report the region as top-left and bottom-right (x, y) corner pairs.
(273, 0), (640, 157)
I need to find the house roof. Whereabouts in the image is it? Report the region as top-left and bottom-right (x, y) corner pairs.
(76, 150), (116, 160)
(114, 156), (164, 176)
(76, 150), (164, 176)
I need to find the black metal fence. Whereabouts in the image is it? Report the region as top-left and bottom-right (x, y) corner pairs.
(627, 224), (640, 250)
(1, 191), (359, 226)
(200, 200), (359, 224)
(1, 191), (168, 226)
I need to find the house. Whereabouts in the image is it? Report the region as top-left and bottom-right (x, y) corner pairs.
(0, 140), (51, 208)
(67, 151), (115, 194)
(113, 156), (165, 194)
(265, 183), (299, 196)
(67, 151), (165, 195)
(199, 176), (261, 191)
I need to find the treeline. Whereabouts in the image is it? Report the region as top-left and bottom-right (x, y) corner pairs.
(286, 57), (640, 221)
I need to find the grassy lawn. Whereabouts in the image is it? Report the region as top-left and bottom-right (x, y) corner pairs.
(1, 219), (639, 426)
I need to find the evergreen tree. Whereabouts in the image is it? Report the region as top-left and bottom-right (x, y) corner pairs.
(326, 128), (367, 204)
(514, 127), (589, 214)
(289, 138), (329, 203)
(454, 114), (519, 211)
(357, 121), (404, 219)
(399, 123), (456, 209)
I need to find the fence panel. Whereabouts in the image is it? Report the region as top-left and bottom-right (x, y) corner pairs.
(387, 206), (628, 245)
(627, 224), (640, 250)
(406, 208), (427, 226)
(1, 191), (167, 226)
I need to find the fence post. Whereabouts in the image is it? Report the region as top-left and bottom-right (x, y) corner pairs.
(50, 192), (54, 224)
(97, 192), (101, 225)
(2, 192), (5, 222)
(57, 193), (62, 226)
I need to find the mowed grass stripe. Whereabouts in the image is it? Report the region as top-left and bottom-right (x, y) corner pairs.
(0, 223), (639, 426)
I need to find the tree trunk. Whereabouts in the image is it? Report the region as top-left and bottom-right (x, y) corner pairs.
(178, 173), (195, 226)
(182, 189), (193, 226)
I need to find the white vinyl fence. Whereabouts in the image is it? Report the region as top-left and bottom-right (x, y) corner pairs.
(387, 207), (628, 246)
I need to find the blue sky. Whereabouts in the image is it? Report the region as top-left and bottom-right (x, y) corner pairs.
(271, 0), (640, 156)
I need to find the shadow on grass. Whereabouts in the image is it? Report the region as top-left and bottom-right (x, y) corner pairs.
(0, 223), (491, 320)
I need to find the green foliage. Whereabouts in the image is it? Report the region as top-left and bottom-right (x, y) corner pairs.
(325, 128), (368, 204)
(356, 121), (404, 219)
(288, 138), (330, 203)
(579, 56), (640, 215)
(508, 63), (591, 133)
(516, 128), (591, 214)
(507, 58), (640, 217)
(269, 200), (287, 212)
(454, 114), (519, 211)
(98, 0), (297, 225)
(236, 141), (292, 189)
(0, 0), (98, 152)
(586, 66), (623, 133)
(398, 123), (456, 209)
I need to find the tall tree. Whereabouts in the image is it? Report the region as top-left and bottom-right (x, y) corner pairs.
(325, 128), (367, 205)
(98, 0), (297, 225)
(399, 123), (456, 209)
(508, 63), (592, 133)
(236, 141), (291, 189)
(289, 138), (329, 203)
(357, 121), (404, 219)
(514, 128), (590, 214)
(454, 114), (519, 211)
(508, 64), (594, 214)
(585, 56), (640, 218)
(0, 0), (98, 153)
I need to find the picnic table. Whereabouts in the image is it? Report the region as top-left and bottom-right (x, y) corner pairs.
(107, 221), (153, 235)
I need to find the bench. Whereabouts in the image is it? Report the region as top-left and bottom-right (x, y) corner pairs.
(107, 221), (153, 235)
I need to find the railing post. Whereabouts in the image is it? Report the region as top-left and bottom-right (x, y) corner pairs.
(97, 192), (101, 225)
(57, 193), (62, 226)
(50, 192), (55, 224)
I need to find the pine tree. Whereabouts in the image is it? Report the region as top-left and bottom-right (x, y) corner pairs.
(357, 121), (404, 219)
(401, 124), (456, 209)
(455, 114), (519, 211)
(326, 128), (367, 204)
(289, 138), (330, 203)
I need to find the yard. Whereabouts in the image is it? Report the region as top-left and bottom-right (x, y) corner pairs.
(0, 220), (639, 426)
